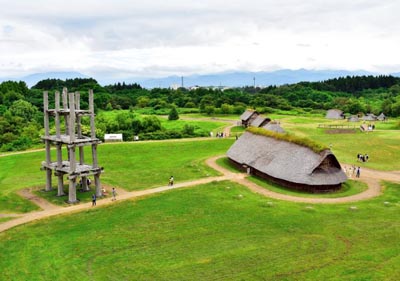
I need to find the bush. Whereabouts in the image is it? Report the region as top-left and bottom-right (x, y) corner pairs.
(168, 107), (179, 120)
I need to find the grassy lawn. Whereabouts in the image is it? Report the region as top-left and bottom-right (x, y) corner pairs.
(1, 180), (399, 280)
(159, 118), (227, 135)
(273, 115), (400, 171)
(0, 139), (233, 213)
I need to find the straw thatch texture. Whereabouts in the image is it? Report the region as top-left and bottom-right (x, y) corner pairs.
(227, 132), (347, 192)
(250, 116), (271, 127)
(326, 109), (344, 119)
(262, 122), (285, 133)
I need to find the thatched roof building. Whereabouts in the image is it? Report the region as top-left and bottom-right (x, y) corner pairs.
(262, 122), (285, 133)
(250, 116), (271, 127)
(326, 109), (345, 119)
(347, 115), (359, 122)
(227, 131), (347, 192)
(362, 113), (377, 121)
(377, 113), (386, 121)
(240, 110), (259, 127)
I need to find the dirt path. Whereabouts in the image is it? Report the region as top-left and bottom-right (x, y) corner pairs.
(1, 155), (399, 233)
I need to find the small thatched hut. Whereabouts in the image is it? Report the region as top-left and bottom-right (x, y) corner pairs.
(227, 131), (347, 192)
(326, 109), (345, 119)
(377, 113), (386, 121)
(262, 122), (285, 133)
(362, 113), (377, 121)
(347, 115), (359, 122)
(250, 116), (271, 127)
(240, 110), (259, 127)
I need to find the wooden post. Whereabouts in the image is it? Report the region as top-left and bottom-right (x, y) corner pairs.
(45, 169), (52, 191)
(43, 91), (52, 191)
(69, 146), (76, 173)
(43, 91), (49, 137)
(89, 89), (96, 139)
(81, 176), (89, 192)
(69, 92), (76, 143)
(68, 177), (77, 203)
(55, 91), (61, 139)
(92, 144), (98, 168)
(62, 87), (69, 135)
(95, 173), (102, 197)
(57, 174), (65, 196)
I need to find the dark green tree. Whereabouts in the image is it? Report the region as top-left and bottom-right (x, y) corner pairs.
(168, 106), (179, 120)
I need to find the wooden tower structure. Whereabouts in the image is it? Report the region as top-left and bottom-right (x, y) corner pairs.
(41, 88), (103, 203)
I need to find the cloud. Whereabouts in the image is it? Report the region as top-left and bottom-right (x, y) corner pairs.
(1, 0), (400, 78)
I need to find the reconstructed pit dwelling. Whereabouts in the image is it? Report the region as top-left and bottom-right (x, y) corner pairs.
(227, 130), (347, 193)
(41, 88), (103, 203)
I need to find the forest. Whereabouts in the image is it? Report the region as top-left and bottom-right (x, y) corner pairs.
(1, 75), (400, 151)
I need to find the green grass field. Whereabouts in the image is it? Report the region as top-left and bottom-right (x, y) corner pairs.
(1, 181), (399, 280)
(272, 115), (400, 170)
(0, 139), (233, 213)
(1, 112), (400, 280)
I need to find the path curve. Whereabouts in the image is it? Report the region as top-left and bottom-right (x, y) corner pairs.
(1, 155), (399, 233)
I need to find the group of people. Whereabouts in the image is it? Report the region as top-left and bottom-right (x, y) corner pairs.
(92, 187), (117, 206)
(344, 165), (361, 178)
(357, 153), (369, 162)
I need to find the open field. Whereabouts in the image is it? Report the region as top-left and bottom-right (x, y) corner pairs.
(1, 180), (400, 280)
(270, 115), (400, 170)
(0, 139), (233, 213)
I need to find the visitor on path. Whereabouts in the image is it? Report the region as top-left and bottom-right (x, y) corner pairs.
(92, 194), (96, 206)
(356, 167), (361, 178)
(111, 188), (117, 201)
(169, 176), (174, 186)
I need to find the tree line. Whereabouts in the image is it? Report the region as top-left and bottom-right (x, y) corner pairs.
(1, 75), (400, 151)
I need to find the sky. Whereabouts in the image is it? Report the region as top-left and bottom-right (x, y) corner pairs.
(1, 0), (400, 81)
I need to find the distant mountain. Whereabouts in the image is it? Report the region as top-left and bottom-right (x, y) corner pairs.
(131, 69), (376, 88)
(1, 69), (392, 89)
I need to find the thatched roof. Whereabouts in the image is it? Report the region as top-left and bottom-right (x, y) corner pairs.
(348, 115), (359, 122)
(377, 113), (386, 121)
(326, 109), (344, 119)
(240, 110), (258, 121)
(250, 116), (271, 127)
(227, 132), (347, 186)
(262, 122), (285, 133)
(362, 113), (377, 121)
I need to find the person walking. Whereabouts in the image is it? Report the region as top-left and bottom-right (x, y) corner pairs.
(92, 193), (96, 206)
(356, 167), (361, 178)
(169, 176), (174, 186)
(111, 188), (117, 201)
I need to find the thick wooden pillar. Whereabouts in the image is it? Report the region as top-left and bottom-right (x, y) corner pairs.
(55, 91), (61, 140)
(57, 174), (65, 196)
(68, 177), (78, 203)
(43, 91), (52, 191)
(62, 87), (69, 135)
(89, 89), (96, 139)
(95, 173), (102, 197)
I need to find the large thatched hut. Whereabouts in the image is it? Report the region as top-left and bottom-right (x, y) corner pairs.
(240, 110), (259, 127)
(227, 131), (347, 192)
(326, 109), (345, 119)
